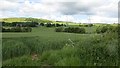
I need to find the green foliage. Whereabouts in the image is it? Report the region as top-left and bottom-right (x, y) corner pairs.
(2, 27), (32, 32)
(64, 27), (86, 33)
(55, 27), (86, 34)
(2, 55), (41, 66)
(79, 24), (94, 27)
(2, 40), (30, 60)
(55, 27), (64, 32)
(40, 46), (79, 65)
(2, 22), (39, 27)
(55, 57), (81, 66)
(96, 25), (118, 33)
(2, 24), (118, 66)
(96, 26), (107, 33)
(25, 18), (53, 23)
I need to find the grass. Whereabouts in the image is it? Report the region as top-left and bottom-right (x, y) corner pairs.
(2, 26), (97, 37)
(0, 18), (27, 23)
(2, 25), (118, 66)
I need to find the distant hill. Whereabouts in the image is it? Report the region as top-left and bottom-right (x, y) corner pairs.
(0, 18), (53, 23)
(0, 17), (78, 25)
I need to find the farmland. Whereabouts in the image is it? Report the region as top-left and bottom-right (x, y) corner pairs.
(1, 18), (119, 66)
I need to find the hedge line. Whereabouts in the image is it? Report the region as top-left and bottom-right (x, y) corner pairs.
(2, 22), (66, 27)
(96, 25), (118, 33)
(2, 22), (38, 27)
(55, 27), (86, 34)
(2, 27), (32, 32)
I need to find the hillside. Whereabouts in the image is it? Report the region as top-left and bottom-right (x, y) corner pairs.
(0, 17), (78, 25)
(1, 18), (117, 26)
(0, 17), (53, 23)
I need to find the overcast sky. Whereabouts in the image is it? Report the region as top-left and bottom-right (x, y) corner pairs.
(0, 0), (119, 23)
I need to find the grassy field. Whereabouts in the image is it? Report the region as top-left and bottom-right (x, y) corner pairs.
(0, 18), (78, 25)
(1, 18), (119, 66)
(2, 26), (97, 37)
(0, 18), (27, 23)
(2, 26), (118, 66)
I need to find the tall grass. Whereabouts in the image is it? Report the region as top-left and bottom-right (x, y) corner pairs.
(2, 26), (118, 66)
(2, 32), (118, 66)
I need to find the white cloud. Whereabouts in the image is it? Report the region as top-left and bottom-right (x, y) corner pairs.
(0, 0), (19, 11)
(90, 15), (117, 23)
(19, 0), (60, 16)
(4, 0), (20, 2)
(0, 0), (119, 23)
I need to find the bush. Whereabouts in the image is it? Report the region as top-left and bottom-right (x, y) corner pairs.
(14, 27), (22, 32)
(46, 23), (52, 27)
(45, 23), (65, 27)
(96, 25), (118, 34)
(23, 27), (32, 32)
(55, 27), (64, 32)
(77, 27), (85, 33)
(2, 27), (32, 32)
(61, 27), (86, 34)
(40, 23), (44, 26)
(79, 24), (94, 27)
(2, 22), (39, 27)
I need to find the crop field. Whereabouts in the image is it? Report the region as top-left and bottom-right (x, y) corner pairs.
(1, 18), (119, 67)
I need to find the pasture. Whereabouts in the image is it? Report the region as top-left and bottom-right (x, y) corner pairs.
(2, 26), (118, 66)
(1, 18), (119, 66)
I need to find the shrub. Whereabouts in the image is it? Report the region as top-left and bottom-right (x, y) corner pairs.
(63, 27), (69, 32)
(14, 27), (22, 32)
(96, 25), (118, 34)
(79, 24), (94, 27)
(24, 27), (32, 32)
(78, 27), (86, 33)
(55, 27), (64, 32)
(96, 26), (109, 33)
(40, 23), (44, 26)
(56, 23), (61, 27)
(2, 22), (39, 27)
(62, 27), (86, 34)
(2, 27), (32, 32)
(46, 23), (52, 27)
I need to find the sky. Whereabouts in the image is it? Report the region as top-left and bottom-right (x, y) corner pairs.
(0, 0), (119, 23)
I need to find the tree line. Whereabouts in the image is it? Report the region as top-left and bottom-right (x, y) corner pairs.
(2, 22), (66, 27)
(2, 27), (32, 32)
(96, 25), (118, 33)
(55, 25), (119, 34)
(2, 22), (39, 27)
(55, 27), (86, 34)
(79, 24), (94, 27)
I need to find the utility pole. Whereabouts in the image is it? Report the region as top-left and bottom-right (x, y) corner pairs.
(66, 15), (69, 27)
(88, 14), (91, 24)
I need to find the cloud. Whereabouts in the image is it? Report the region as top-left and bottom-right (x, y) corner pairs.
(57, 2), (92, 15)
(93, 2), (118, 18)
(19, 0), (60, 16)
(0, 0), (19, 11)
(4, 0), (20, 2)
(0, 0), (119, 23)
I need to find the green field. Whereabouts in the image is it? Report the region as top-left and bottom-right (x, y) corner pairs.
(2, 27), (118, 66)
(1, 18), (119, 66)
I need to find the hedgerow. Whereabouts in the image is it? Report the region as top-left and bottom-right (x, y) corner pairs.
(96, 25), (118, 33)
(55, 27), (86, 34)
(2, 27), (32, 32)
